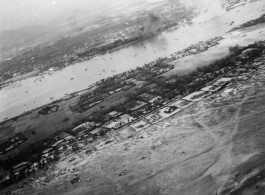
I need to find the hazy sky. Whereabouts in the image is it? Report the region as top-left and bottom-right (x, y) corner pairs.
(0, 0), (134, 31)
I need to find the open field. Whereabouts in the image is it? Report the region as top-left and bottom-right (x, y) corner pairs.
(80, 81), (146, 118)
(0, 100), (76, 160)
(0, 80), (146, 160)
(6, 24), (265, 193)
(4, 48), (265, 194)
(3, 13), (265, 194)
(12, 72), (265, 195)
(2, 21), (265, 163)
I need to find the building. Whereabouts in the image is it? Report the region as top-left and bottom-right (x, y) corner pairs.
(90, 127), (110, 136)
(42, 148), (53, 154)
(90, 128), (101, 136)
(149, 96), (162, 104)
(239, 48), (260, 60)
(164, 106), (178, 114)
(72, 122), (95, 132)
(106, 111), (121, 119)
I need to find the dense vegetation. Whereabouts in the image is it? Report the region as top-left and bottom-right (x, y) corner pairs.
(229, 14), (265, 32)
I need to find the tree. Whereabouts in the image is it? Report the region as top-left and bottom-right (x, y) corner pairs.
(99, 130), (105, 136)
(228, 44), (241, 54)
(19, 170), (25, 180)
(9, 168), (15, 182)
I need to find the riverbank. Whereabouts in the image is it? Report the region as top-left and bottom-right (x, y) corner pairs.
(3, 46), (265, 195)
(164, 23), (265, 77)
(1, 0), (265, 121)
(0, 70), (40, 85)
(0, 22), (264, 123)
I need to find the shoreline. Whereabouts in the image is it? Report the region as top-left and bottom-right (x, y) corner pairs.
(0, 32), (249, 124)
(1, 7), (264, 123)
(0, 0), (260, 86)
(0, 70), (40, 86)
(0, 3), (255, 86)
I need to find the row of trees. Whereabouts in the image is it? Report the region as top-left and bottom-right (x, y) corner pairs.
(229, 14), (265, 32)
(77, 36), (141, 59)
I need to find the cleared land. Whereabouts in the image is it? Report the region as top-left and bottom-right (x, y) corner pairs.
(6, 56), (265, 195)
(0, 100), (76, 160)
(3, 16), (265, 195)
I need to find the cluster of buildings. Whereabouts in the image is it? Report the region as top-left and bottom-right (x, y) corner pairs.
(0, 131), (91, 188)
(1, 46), (265, 192)
(75, 63), (173, 113)
(0, 133), (28, 155)
(168, 36), (224, 62)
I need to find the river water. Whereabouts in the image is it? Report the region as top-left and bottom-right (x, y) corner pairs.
(1, 1), (265, 121)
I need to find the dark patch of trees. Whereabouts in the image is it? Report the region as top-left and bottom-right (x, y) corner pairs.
(230, 14), (265, 32)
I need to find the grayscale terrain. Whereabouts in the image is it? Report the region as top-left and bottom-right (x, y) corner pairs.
(1, 0), (265, 195)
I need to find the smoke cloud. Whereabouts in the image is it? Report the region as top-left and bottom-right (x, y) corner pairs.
(131, 13), (163, 38)
(145, 13), (163, 35)
(67, 15), (84, 33)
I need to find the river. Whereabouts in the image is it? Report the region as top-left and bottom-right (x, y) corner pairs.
(1, 0), (265, 121)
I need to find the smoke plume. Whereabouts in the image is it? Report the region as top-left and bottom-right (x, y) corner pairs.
(67, 16), (79, 33)
(131, 13), (163, 38)
(144, 13), (162, 35)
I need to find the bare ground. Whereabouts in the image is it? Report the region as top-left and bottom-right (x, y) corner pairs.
(9, 76), (265, 195)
